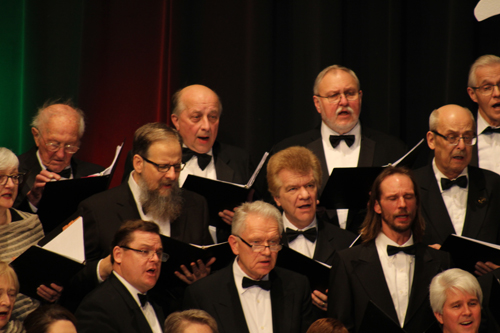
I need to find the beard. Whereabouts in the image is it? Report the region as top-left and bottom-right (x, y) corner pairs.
(138, 177), (184, 222)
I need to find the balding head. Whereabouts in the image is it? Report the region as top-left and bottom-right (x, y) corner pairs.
(427, 105), (476, 179)
(171, 85), (221, 154)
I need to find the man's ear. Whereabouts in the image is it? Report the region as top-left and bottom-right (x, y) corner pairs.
(273, 196), (281, 207)
(228, 235), (240, 256)
(313, 96), (322, 115)
(133, 154), (144, 173)
(171, 114), (180, 130)
(374, 200), (382, 215)
(427, 131), (436, 150)
(32, 127), (40, 147)
(467, 87), (478, 103)
(112, 246), (123, 265)
(434, 311), (444, 325)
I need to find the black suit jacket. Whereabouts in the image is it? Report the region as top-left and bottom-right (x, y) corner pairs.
(282, 217), (356, 266)
(122, 141), (251, 184)
(272, 125), (407, 190)
(413, 164), (500, 245)
(15, 146), (105, 212)
(478, 268), (500, 332)
(183, 264), (314, 333)
(327, 241), (451, 333)
(75, 274), (164, 333)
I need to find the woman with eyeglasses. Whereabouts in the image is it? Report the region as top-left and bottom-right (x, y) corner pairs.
(0, 147), (61, 322)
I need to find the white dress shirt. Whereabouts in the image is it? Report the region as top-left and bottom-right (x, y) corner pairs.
(233, 258), (273, 332)
(179, 147), (217, 187)
(477, 111), (500, 175)
(283, 213), (317, 259)
(113, 272), (162, 333)
(321, 121), (361, 229)
(432, 159), (468, 236)
(375, 232), (415, 327)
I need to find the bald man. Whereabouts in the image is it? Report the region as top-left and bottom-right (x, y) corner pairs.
(413, 104), (500, 247)
(15, 100), (104, 212)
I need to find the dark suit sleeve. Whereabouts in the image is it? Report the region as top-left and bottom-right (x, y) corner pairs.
(327, 252), (354, 331)
(76, 299), (121, 333)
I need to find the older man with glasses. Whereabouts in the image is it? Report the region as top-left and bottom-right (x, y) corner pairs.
(467, 55), (500, 176)
(15, 100), (104, 212)
(183, 201), (314, 333)
(413, 104), (500, 253)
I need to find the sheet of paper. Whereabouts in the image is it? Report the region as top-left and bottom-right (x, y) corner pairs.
(43, 216), (85, 263)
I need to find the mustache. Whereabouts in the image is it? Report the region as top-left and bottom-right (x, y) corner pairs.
(336, 106), (354, 116)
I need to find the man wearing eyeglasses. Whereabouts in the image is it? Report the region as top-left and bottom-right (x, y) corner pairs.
(467, 55), (500, 175)
(270, 65), (407, 233)
(76, 220), (165, 333)
(183, 201), (314, 333)
(413, 104), (500, 248)
(63, 122), (212, 314)
(15, 100), (104, 212)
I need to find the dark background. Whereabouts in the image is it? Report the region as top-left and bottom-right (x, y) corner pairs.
(1, 0), (499, 187)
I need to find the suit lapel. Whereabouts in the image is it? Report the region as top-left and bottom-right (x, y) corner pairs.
(419, 165), (456, 243)
(352, 243), (400, 324)
(462, 167), (488, 238)
(305, 137), (328, 192)
(212, 267), (249, 333)
(270, 270), (293, 333)
(470, 143), (479, 167)
(404, 245), (440, 326)
(313, 219), (337, 265)
(358, 132), (375, 167)
(109, 275), (154, 333)
(213, 142), (235, 182)
(116, 183), (142, 222)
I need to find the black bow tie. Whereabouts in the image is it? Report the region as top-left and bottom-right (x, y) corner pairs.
(387, 244), (416, 256)
(329, 135), (355, 148)
(47, 167), (72, 179)
(138, 293), (149, 307)
(182, 147), (212, 170)
(242, 277), (271, 291)
(482, 126), (500, 134)
(285, 228), (317, 243)
(441, 176), (468, 191)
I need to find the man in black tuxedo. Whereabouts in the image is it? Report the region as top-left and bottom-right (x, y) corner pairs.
(466, 55), (500, 174)
(328, 167), (451, 332)
(413, 105), (500, 248)
(15, 100), (104, 212)
(271, 65), (406, 233)
(63, 123), (212, 313)
(171, 84), (251, 234)
(267, 146), (356, 312)
(183, 201), (314, 333)
(76, 220), (165, 333)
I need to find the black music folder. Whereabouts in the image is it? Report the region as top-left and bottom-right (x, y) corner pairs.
(440, 234), (500, 274)
(275, 246), (330, 293)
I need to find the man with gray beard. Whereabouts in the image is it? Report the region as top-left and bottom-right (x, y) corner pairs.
(271, 65), (407, 233)
(62, 123), (212, 314)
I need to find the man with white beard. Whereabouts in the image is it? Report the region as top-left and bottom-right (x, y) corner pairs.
(62, 123), (212, 314)
(272, 65), (407, 233)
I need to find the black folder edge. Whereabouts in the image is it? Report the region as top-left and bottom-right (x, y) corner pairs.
(275, 246), (330, 293)
(440, 235), (500, 274)
(10, 246), (84, 301)
(319, 167), (383, 210)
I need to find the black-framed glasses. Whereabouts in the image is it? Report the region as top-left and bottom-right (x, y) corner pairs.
(314, 90), (360, 104)
(120, 246), (169, 262)
(235, 235), (282, 253)
(471, 83), (500, 96)
(36, 130), (80, 154)
(141, 156), (185, 173)
(0, 173), (25, 186)
(432, 130), (477, 146)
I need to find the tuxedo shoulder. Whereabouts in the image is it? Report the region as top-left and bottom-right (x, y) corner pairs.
(362, 126), (406, 147)
(180, 188), (207, 204)
(470, 166), (500, 182)
(215, 141), (249, 159)
(272, 266), (309, 283)
(272, 129), (321, 153)
(80, 183), (128, 206)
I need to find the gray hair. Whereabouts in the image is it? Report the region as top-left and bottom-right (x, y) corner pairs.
(0, 261), (19, 295)
(171, 86), (223, 117)
(429, 268), (482, 314)
(31, 99), (85, 138)
(132, 123), (182, 158)
(428, 106), (476, 131)
(468, 54), (500, 88)
(232, 201), (283, 236)
(313, 65), (360, 95)
(164, 309), (218, 333)
(0, 147), (19, 171)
